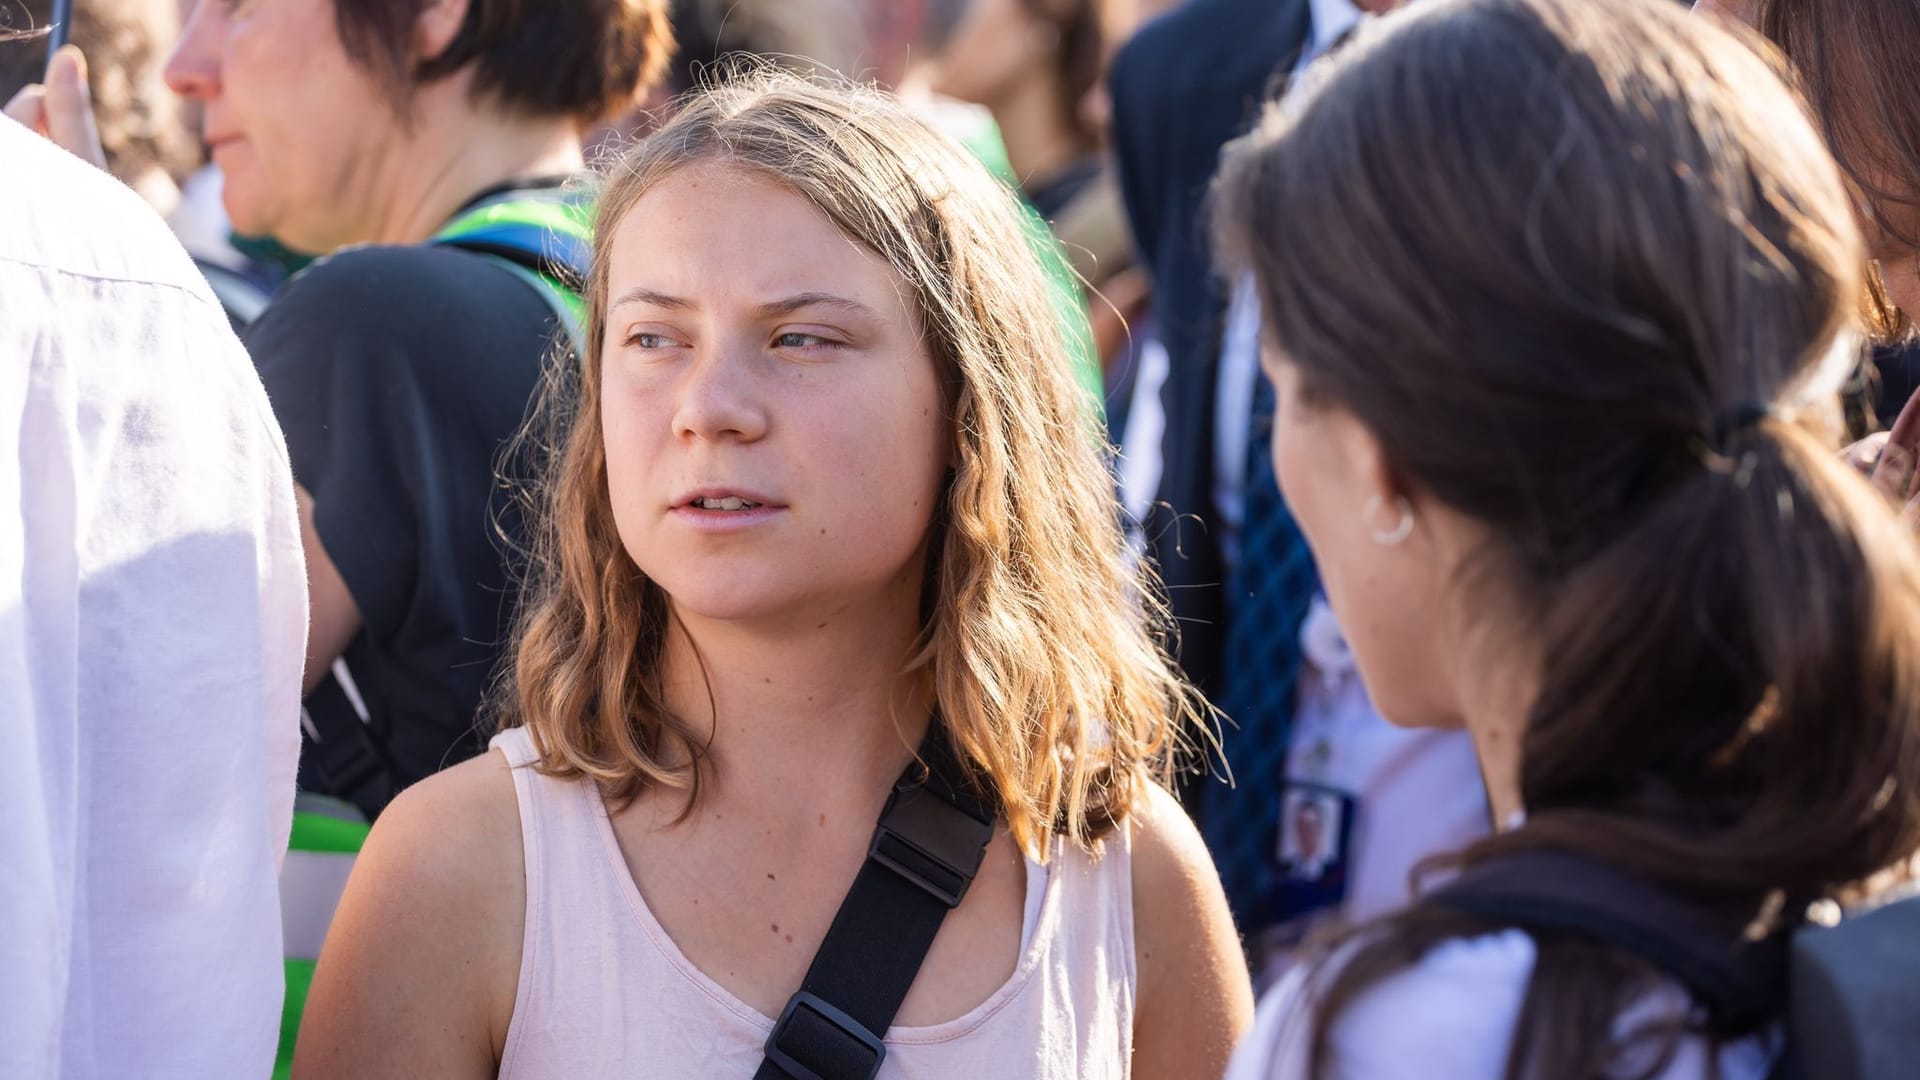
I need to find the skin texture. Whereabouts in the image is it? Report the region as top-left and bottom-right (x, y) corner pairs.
(600, 165), (951, 633)
(293, 164), (1250, 1079)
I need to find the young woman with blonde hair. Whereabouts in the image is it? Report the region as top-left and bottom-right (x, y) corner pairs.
(293, 70), (1250, 1079)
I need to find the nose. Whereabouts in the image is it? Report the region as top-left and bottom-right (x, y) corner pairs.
(165, 0), (223, 102)
(672, 344), (771, 446)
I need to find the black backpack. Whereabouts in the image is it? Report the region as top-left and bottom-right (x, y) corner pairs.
(1431, 850), (1920, 1080)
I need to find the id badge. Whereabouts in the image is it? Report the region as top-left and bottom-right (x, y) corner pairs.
(1272, 780), (1358, 923)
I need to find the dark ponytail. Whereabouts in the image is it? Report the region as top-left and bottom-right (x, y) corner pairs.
(1212, 0), (1920, 1074)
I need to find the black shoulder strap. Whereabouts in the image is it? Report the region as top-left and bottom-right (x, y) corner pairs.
(1428, 850), (1788, 1034)
(755, 722), (998, 1080)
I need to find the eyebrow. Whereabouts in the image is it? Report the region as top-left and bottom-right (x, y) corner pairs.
(754, 292), (878, 320)
(607, 288), (879, 321)
(611, 287), (692, 311)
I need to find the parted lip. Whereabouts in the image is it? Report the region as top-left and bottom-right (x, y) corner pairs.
(670, 487), (785, 509)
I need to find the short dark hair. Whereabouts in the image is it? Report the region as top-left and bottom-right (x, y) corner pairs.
(330, 0), (675, 123)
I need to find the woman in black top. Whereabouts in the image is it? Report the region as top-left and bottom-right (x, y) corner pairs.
(159, 0), (674, 816)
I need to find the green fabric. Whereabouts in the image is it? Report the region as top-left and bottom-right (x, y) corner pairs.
(288, 808), (371, 855)
(277, 959), (317, 1080)
(280, 812), (364, 1075)
(433, 193), (591, 344)
(947, 113), (1105, 418)
(436, 196), (593, 248)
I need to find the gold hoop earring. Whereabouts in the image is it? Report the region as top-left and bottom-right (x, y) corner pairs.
(1364, 494), (1414, 546)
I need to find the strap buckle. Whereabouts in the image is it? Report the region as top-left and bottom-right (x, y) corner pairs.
(764, 991), (886, 1080)
(868, 778), (994, 909)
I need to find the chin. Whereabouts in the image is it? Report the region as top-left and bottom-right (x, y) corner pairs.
(1368, 690), (1468, 731)
(646, 568), (814, 626)
(219, 194), (274, 247)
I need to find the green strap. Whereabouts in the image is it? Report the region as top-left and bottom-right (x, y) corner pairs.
(288, 805), (370, 855)
(436, 193), (592, 248)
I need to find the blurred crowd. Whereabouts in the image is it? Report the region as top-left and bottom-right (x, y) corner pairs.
(4, 0), (1920, 1079)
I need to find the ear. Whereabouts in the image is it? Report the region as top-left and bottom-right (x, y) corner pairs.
(414, 0), (471, 67)
(1332, 403), (1411, 517)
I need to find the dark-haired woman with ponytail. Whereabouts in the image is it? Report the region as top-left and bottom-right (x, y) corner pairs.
(1211, 0), (1920, 1076)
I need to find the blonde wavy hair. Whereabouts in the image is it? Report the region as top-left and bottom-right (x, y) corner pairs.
(499, 70), (1203, 854)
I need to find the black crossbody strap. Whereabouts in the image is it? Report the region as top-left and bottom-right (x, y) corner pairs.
(756, 721), (998, 1080)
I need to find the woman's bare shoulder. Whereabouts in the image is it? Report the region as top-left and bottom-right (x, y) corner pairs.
(291, 748), (526, 1079)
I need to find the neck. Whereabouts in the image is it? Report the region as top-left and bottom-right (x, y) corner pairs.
(349, 81), (584, 249)
(1452, 654), (1535, 830)
(657, 585), (934, 810)
(987, 71), (1085, 193)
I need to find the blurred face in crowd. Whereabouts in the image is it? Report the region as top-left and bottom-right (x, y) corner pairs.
(598, 164), (950, 628)
(928, 0), (1062, 107)
(1262, 350), (1466, 730)
(164, 0), (413, 253)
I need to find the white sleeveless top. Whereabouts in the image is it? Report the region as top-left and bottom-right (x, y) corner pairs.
(490, 727), (1138, 1078)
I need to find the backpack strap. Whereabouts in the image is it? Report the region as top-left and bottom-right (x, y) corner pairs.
(1428, 850), (1788, 1035)
(432, 186), (591, 350)
(755, 721), (998, 1080)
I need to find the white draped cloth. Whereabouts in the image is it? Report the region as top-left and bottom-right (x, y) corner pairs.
(0, 118), (306, 1078)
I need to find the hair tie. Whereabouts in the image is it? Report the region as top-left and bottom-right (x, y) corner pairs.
(1709, 402), (1778, 452)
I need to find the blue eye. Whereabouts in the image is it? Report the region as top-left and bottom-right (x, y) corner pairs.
(627, 333), (673, 349)
(774, 332), (835, 349)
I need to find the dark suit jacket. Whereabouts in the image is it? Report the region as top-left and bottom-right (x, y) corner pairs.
(1108, 0), (1312, 696)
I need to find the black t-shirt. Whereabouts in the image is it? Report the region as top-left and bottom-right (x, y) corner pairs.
(247, 239), (560, 802)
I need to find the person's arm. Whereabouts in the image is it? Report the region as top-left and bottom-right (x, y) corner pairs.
(291, 752), (524, 1079)
(243, 250), (437, 697)
(296, 485), (363, 694)
(1131, 781), (1256, 1079)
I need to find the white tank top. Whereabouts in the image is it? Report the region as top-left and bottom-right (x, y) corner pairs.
(490, 726), (1139, 1078)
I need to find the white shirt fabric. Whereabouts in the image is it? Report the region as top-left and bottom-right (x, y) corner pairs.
(0, 119), (307, 1079)
(1227, 931), (1778, 1080)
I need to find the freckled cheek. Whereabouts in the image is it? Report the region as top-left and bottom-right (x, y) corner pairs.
(804, 403), (944, 541)
(599, 393), (676, 520)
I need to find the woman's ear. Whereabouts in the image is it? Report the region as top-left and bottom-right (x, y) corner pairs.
(1333, 403), (1405, 511)
(414, 0), (471, 67)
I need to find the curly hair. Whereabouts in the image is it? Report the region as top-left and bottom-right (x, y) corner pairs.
(496, 69), (1204, 855)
